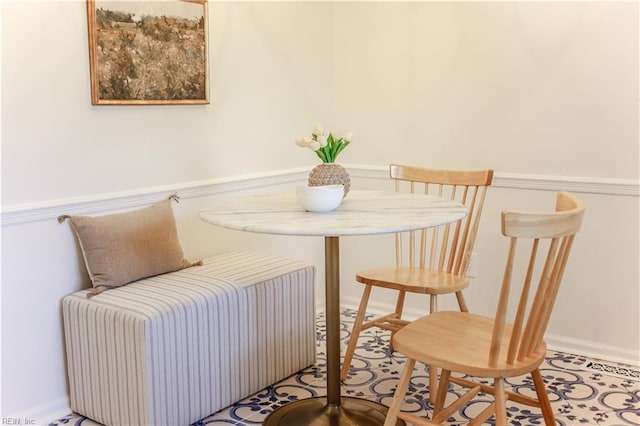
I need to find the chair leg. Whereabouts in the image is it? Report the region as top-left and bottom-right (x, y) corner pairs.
(340, 285), (372, 380)
(532, 368), (556, 425)
(455, 290), (469, 312)
(428, 294), (438, 404)
(494, 378), (507, 426)
(389, 290), (406, 351)
(394, 290), (406, 316)
(429, 365), (438, 405)
(384, 358), (416, 426)
(433, 369), (451, 415)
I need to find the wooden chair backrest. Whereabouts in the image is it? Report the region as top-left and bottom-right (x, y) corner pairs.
(489, 191), (585, 366)
(389, 164), (494, 275)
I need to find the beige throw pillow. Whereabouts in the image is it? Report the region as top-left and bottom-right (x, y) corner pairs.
(59, 195), (197, 297)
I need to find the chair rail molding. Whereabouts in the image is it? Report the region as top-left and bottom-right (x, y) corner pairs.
(348, 165), (640, 196)
(1, 167), (310, 226)
(2, 165), (638, 226)
(493, 172), (640, 196)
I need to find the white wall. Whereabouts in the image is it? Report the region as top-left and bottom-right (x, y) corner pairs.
(1, 1), (638, 423)
(332, 2), (638, 178)
(331, 0), (639, 360)
(1, 1), (334, 205)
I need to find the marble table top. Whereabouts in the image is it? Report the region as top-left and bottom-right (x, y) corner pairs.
(199, 190), (468, 237)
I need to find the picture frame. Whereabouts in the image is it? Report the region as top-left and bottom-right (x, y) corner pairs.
(86, 0), (209, 105)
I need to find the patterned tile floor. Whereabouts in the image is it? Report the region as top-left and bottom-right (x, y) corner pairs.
(51, 309), (640, 426)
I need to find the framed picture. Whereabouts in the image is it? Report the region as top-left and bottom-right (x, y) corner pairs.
(86, 0), (209, 105)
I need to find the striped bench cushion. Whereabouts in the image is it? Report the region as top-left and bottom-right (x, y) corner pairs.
(63, 251), (316, 426)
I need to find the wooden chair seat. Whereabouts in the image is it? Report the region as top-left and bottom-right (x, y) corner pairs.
(392, 311), (546, 378)
(357, 267), (470, 294)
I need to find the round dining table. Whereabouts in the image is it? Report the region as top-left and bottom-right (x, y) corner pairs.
(199, 189), (467, 426)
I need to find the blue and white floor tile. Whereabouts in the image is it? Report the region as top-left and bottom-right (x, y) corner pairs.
(50, 309), (640, 426)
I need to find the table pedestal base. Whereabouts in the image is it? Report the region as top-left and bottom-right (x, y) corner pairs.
(263, 396), (405, 425)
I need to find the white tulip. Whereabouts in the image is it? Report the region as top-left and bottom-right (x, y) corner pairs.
(311, 124), (325, 138)
(332, 130), (352, 142)
(296, 125), (352, 159)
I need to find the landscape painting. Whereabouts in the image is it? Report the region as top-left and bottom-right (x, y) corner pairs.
(87, 0), (209, 105)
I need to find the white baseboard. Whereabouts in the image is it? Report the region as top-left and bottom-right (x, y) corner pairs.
(8, 396), (71, 426)
(339, 296), (640, 368)
(544, 334), (640, 367)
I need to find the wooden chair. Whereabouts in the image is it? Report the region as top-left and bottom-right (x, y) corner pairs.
(340, 164), (494, 398)
(383, 191), (585, 426)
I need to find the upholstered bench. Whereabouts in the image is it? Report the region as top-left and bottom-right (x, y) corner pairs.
(62, 251), (316, 426)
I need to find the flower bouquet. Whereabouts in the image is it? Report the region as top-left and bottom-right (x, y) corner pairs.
(295, 125), (352, 164)
(295, 125), (353, 196)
